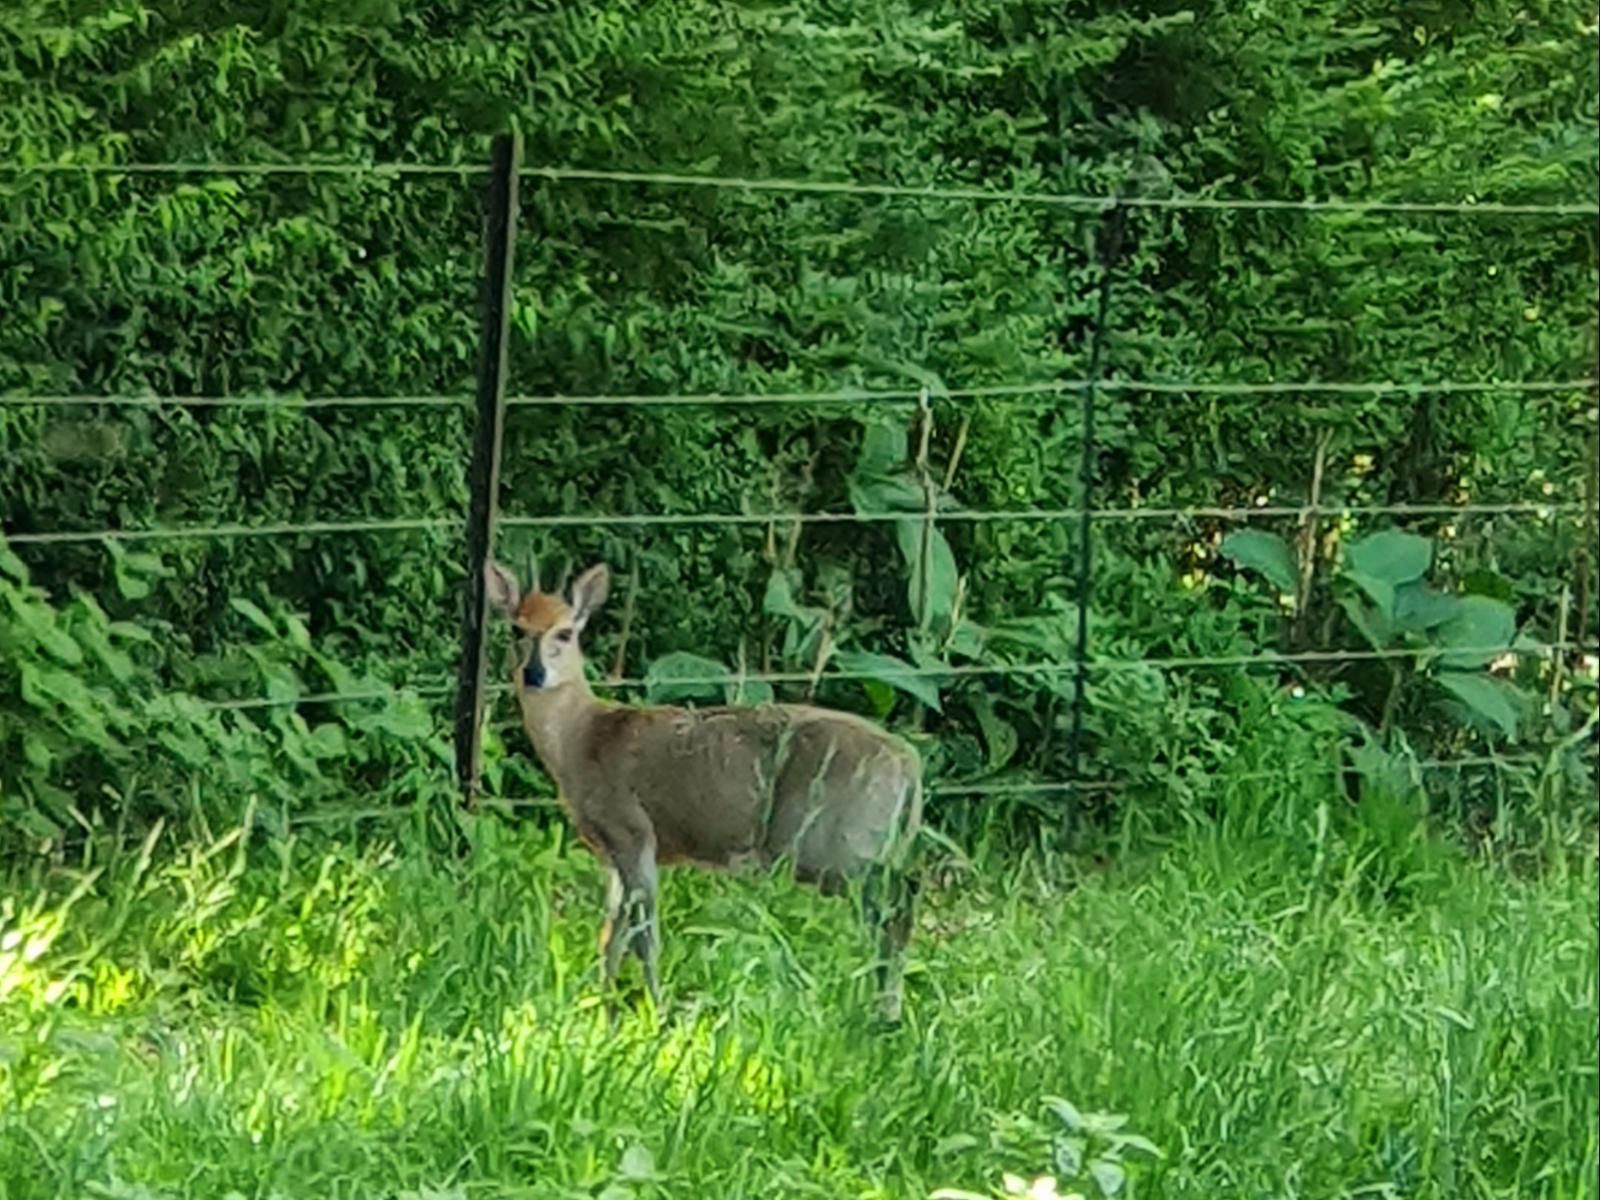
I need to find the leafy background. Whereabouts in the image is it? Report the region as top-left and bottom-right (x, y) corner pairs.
(2, 0), (1596, 850)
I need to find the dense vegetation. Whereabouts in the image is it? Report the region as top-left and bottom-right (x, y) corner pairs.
(3, 0), (1596, 844)
(0, 1), (1596, 1195)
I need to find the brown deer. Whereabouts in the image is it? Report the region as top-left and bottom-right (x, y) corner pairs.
(484, 559), (923, 1023)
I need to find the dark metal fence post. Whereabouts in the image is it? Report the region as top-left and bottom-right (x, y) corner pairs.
(1064, 202), (1125, 841)
(454, 132), (522, 805)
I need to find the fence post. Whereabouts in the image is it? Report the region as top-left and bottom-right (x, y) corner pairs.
(1064, 202), (1125, 841)
(453, 132), (522, 805)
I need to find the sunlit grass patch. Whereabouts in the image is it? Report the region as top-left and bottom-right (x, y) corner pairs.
(0, 808), (1594, 1199)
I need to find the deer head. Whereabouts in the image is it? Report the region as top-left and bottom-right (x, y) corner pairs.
(485, 560), (611, 692)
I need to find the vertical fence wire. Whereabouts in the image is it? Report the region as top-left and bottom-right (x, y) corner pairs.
(453, 133), (522, 805)
(1064, 203), (1127, 841)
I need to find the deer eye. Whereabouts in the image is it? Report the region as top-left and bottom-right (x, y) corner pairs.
(554, 628), (575, 644)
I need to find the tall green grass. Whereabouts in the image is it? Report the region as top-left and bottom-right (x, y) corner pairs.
(1, 803), (1595, 1199)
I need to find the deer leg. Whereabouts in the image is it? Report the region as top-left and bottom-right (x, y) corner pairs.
(863, 863), (919, 1025)
(616, 842), (662, 1009)
(599, 865), (628, 990)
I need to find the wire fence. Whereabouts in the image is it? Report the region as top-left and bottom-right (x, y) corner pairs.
(4, 501), (1593, 546)
(6, 376), (1596, 410)
(287, 745), (1600, 828)
(5, 158), (1597, 216)
(195, 641), (1598, 716)
(6, 145), (1598, 817)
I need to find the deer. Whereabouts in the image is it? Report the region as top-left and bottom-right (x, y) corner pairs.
(483, 558), (924, 1024)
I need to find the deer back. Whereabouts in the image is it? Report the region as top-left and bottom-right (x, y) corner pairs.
(565, 699), (921, 878)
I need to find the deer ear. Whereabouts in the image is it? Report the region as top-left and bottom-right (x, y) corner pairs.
(570, 562), (611, 627)
(484, 560), (522, 617)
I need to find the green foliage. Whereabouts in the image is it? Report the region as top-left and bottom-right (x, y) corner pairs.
(1, 0), (1595, 845)
(1218, 529), (1297, 596)
(0, 533), (452, 850)
(931, 1097), (1163, 1200)
(1222, 526), (1550, 748)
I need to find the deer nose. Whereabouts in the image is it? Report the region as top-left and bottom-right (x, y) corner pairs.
(523, 660), (546, 689)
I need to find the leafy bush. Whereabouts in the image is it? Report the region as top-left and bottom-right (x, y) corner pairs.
(0, 534), (451, 852)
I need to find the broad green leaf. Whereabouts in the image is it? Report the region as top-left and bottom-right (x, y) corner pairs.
(19, 663), (112, 747)
(1053, 1135), (1085, 1176)
(306, 724), (348, 758)
(858, 677), (895, 718)
(5, 590), (83, 665)
(314, 652), (360, 695)
(847, 473), (924, 515)
(832, 649), (942, 712)
(105, 541), (168, 601)
(1089, 1158), (1127, 1198)
(726, 678), (774, 706)
(1218, 529), (1297, 594)
(1079, 1110), (1130, 1135)
(370, 698), (434, 741)
(619, 1143), (655, 1181)
(283, 613), (313, 651)
(112, 561), (151, 600)
(1342, 570), (1397, 621)
(22, 734), (53, 771)
(1435, 671), (1519, 737)
(1043, 1095), (1087, 1131)
(157, 727), (212, 769)
(1345, 530), (1432, 587)
(643, 651), (728, 703)
(854, 419), (908, 477)
(1437, 595), (1516, 668)
(762, 571), (802, 619)
(1337, 593), (1393, 650)
(946, 619), (986, 659)
(1461, 568), (1515, 604)
(894, 518), (958, 633)
(1109, 1133), (1164, 1158)
(1393, 582), (1461, 632)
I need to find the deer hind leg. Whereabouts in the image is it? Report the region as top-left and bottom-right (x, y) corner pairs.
(599, 840), (660, 1010)
(623, 847), (661, 1007)
(862, 862), (919, 1025)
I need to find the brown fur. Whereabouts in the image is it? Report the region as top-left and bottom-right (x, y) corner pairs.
(484, 559), (923, 1022)
(514, 591), (568, 635)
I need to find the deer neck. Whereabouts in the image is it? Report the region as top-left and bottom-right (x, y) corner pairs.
(517, 673), (604, 790)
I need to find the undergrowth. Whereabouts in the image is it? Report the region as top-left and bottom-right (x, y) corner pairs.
(1, 802), (1594, 1199)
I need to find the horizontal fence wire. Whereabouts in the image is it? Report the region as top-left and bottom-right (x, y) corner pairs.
(926, 750), (1592, 797)
(7, 500), (1591, 547)
(5, 377), (1595, 410)
(500, 501), (1593, 531)
(289, 746), (1600, 825)
(3, 518), (459, 545)
(192, 642), (1596, 713)
(0, 394), (474, 409)
(3, 159), (1596, 217)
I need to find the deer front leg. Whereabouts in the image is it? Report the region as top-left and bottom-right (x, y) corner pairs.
(599, 865), (628, 989)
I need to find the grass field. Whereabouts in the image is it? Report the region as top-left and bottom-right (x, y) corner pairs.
(1, 802), (1595, 1200)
